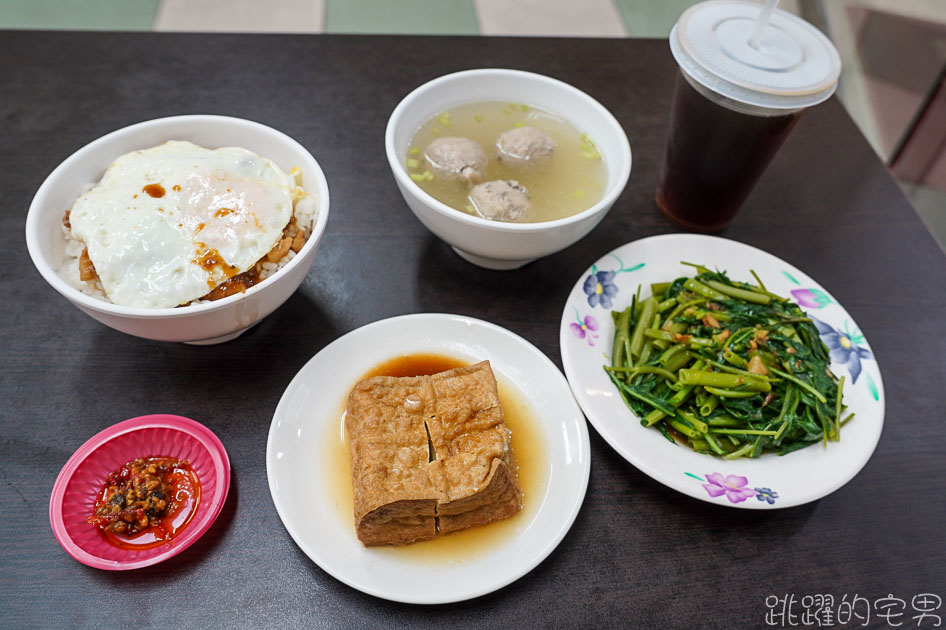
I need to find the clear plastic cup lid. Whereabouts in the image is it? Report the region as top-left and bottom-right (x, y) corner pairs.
(670, 0), (841, 109)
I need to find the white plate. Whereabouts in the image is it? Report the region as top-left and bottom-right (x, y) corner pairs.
(267, 313), (590, 603)
(560, 234), (884, 509)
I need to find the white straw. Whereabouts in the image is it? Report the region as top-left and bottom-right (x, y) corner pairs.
(749, 0), (779, 50)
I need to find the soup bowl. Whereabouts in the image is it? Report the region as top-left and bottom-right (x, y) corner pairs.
(25, 115), (330, 344)
(385, 68), (632, 270)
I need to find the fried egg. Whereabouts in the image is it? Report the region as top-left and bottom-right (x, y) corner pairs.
(69, 141), (296, 308)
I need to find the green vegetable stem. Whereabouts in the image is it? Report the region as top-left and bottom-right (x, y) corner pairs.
(603, 264), (848, 458)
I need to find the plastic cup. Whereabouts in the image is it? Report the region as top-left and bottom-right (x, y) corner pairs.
(656, 0), (841, 232)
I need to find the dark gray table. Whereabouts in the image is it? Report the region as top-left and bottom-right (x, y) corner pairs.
(2, 32), (944, 629)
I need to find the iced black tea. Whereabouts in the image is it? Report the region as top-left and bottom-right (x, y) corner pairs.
(656, 72), (802, 232)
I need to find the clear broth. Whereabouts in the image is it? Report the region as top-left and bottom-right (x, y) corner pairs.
(324, 354), (547, 564)
(406, 101), (607, 223)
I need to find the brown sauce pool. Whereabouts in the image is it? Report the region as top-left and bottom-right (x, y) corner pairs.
(324, 353), (547, 563)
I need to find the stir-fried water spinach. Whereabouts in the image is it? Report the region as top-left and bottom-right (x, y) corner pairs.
(605, 263), (852, 458)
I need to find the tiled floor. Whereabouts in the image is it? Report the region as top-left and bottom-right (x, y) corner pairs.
(2, 0), (943, 249)
(822, 0), (946, 251)
(903, 184), (946, 254)
(1, 0), (750, 37)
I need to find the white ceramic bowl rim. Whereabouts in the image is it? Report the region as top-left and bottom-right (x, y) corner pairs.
(384, 68), (632, 232)
(25, 114), (330, 318)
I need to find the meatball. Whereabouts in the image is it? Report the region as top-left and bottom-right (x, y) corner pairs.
(469, 180), (530, 223)
(496, 126), (557, 168)
(424, 137), (487, 184)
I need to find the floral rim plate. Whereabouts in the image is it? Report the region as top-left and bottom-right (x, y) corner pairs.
(49, 414), (231, 570)
(560, 234), (885, 509)
(266, 313), (590, 604)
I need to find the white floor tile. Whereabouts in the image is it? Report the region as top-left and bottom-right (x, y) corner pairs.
(820, 1), (884, 158)
(475, 0), (627, 38)
(154, 0), (324, 32)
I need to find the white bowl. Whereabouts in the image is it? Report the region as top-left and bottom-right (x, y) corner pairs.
(25, 115), (330, 344)
(385, 69), (632, 270)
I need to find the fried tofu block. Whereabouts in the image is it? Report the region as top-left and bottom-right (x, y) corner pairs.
(345, 361), (521, 546)
(346, 375), (445, 546)
(428, 362), (522, 534)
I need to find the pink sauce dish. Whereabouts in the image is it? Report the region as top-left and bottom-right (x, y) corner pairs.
(49, 414), (231, 570)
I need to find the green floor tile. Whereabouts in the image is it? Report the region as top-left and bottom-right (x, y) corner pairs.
(325, 0), (478, 35)
(0, 0), (159, 30)
(613, 0), (695, 38)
